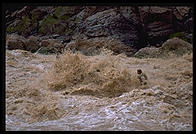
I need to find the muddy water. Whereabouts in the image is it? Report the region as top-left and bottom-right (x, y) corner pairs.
(6, 49), (192, 131)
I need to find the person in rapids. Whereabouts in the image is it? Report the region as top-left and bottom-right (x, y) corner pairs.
(137, 69), (148, 86)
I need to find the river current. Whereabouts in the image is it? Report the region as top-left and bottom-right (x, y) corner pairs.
(6, 49), (192, 131)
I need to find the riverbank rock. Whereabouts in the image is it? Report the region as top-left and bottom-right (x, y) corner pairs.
(6, 6), (193, 51)
(6, 34), (26, 50)
(38, 39), (65, 54)
(6, 33), (66, 54)
(25, 36), (40, 52)
(159, 37), (192, 57)
(6, 34), (39, 52)
(134, 37), (192, 58)
(134, 47), (160, 58)
(65, 37), (135, 56)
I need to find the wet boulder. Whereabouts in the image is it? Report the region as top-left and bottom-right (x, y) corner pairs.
(160, 37), (192, 56)
(38, 39), (65, 54)
(6, 34), (41, 53)
(6, 34), (26, 50)
(7, 39), (25, 50)
(134, 47), (160, 58)
(134, 37), (192, 58)
(25, 36), (40, 52)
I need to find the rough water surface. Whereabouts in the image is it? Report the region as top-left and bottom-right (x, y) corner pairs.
(6, 49), (192, 131)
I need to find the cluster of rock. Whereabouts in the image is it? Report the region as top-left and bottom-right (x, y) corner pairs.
(6, 34), (65, 54)
(134, 37), (192, 58)
(5, 6), (193, 54)
(64, 37), (135, 56)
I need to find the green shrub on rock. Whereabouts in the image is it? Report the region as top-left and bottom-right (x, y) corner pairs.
(6, 16), (32, 35)
(36, 47), (60, 55)
(39, 15), (59, 35)
(169, 32), (188, 42)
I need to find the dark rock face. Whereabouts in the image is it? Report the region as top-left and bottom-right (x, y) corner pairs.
(5, 6), (193, 52)
(184, 18), (193, 33)
(16, 6), (33, 19)
(31, 8), (48, 21)
(139, 7), (174, 46)
(75, 6), (113, 21)
(77, 8), (140, 47)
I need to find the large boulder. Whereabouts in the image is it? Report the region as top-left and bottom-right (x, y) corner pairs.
(6, 34), (40, 52)
(159, 37), (192, 56)
(7, 39), (25, 50)
(25, 36), (40, 52)
(38, 39), (65, 54)
(134, 37), (192, 58)
(134, 47), (160, 58)
(39, 39), (61, 48)
(77, 8), (140, 47)
(6, 34), (26, 50)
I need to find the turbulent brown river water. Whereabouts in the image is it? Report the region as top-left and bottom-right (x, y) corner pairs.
(6, 49), (192, 131)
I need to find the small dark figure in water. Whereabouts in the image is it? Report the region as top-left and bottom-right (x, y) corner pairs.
(137, 69), (148, 85)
